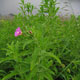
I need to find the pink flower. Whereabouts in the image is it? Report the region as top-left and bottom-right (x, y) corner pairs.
(14, 27), (22, 37)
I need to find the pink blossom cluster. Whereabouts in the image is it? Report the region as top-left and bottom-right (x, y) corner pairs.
(14, 27), (22, 37)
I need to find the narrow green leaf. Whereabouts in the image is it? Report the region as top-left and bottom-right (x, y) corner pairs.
(2, 71), (18, 80)
(44, 72), (54, 80)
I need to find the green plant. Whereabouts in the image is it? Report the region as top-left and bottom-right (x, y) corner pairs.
(19, 0), (34, 16)
(0, 0), (80, 80)
(39, 0), (59, 17)
(0, 23), (62, 80)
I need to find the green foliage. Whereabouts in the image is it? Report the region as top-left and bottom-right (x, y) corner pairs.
(0, 0), (80, 80)
(39, 0), (59, 17)
(19, 0), (34, 16)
